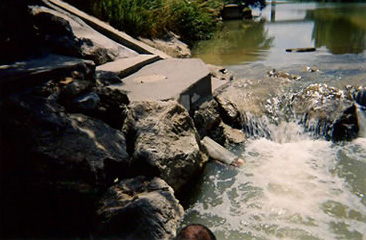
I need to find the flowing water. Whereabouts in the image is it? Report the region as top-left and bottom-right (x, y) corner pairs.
(182, 1), (366, 239)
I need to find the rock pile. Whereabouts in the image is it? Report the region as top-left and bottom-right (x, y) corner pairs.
(0, 1), (210, 239)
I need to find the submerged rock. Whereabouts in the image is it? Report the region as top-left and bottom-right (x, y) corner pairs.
(267, 69), (301, 81)
(123, 100), (207, 192)
(97, 176), (184, 240)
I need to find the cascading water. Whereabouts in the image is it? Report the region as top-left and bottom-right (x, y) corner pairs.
(182, 85), (366, 240)
(356, 104), (366, 138)
(354, 88), (366, 138)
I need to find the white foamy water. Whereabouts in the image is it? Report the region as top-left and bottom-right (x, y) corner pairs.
(356, 104), (366, 138)
(183, 123), (366, 240)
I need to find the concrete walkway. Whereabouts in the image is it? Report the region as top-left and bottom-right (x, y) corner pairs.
(44, 0), (170, 59)
(96, 54), (161, 78)
(109, 58), (212, 111)
(2, 0), (219, 111)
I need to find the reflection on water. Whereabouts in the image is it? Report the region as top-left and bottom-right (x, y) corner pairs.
(193, 20), (273, 65)
(307, 5), (366, 54)
(192, 2), (366, 66)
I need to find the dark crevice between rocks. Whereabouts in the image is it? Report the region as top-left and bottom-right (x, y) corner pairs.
(175, 163), (207, 209)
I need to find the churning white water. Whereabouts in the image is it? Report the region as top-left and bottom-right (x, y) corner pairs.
(357, 104), (366, 138)
(183, 122), (366, 240)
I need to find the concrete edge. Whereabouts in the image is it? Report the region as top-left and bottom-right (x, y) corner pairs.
(96, 55), (161, 79)
(45, 0), (171, 59)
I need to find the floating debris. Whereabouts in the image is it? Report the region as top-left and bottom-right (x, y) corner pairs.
(267, 69), (301, 80)
(306, 66), (319, 72)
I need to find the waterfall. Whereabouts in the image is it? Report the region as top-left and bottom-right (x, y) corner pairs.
(356, 103), (366, 138)
(183, 85), (366, 239)
(354, 87), (366, 138)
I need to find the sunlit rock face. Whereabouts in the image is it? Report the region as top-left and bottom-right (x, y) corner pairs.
(123, 100), (207, 192)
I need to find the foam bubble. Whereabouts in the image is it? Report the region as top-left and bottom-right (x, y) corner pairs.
(183, 123), (366, 239)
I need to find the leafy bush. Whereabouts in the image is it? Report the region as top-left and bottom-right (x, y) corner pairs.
(91, 0), (223, 42)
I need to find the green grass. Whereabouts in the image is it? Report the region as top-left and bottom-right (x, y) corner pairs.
(91, 0), (223, 43)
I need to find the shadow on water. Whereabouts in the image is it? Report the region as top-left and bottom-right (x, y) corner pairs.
(306, 5), (366, 54)
(192, 20), (274, 65)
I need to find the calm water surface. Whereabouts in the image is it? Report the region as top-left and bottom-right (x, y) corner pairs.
(183, 2), (366, 239)
(192, 2), (366, 66)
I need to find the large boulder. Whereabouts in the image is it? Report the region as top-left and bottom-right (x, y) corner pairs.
(193, 99), (221, 138)
(123, 100), (207, 192)
(290, 84), (358, 141)
(66, 86), (130, 130)
(97, 176), (184, 240)
(1, 94), (131, 237)
(193, 99), (246, 148)
(2, 95), (130, 188)
(29, 5), (138, 65)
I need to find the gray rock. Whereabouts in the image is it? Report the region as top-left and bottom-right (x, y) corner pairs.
(139, 35), (191, 58)
(96, 71), (122, 86)
(1, 94), (130, 237)
(59, 78), (95, 102)
(123, 100), (207, 192)
(57, 82), (129, 129)
(73, 91), (100, 110)
(193, 99), (221, 138)
(207, 64), (234, 81)
(97, 176), (184, 240)
(93, 86), (130, 129)
(352, 86), (366, 108)
(218, 122), (246, 147)
(215, 93), (243, 129)
(29, 5), (138, 65)
(2, 95), (130, 187)
(290, 84), (358, 141)
(0, 54), (95, 97)
(194, 99), (246, 148)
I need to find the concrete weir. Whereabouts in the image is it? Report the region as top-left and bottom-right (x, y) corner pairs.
(109, 58), (212, 112)
(96, 54), (161, 78)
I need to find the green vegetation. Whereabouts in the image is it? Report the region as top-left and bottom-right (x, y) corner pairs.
(64, 0), (267, 44)
(91, 0), (223, 43)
